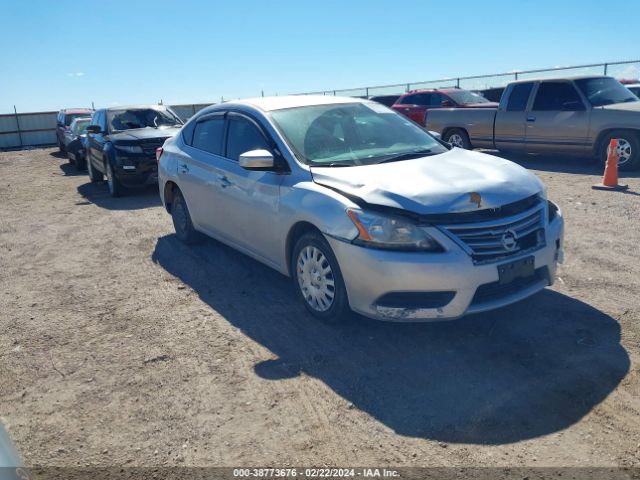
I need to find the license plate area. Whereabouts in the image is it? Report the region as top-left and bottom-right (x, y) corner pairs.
(498, 256), (535, 285)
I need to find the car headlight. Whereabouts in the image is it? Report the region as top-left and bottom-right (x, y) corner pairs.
(346, 208), (443, 252)
(114, 144), (143, 154)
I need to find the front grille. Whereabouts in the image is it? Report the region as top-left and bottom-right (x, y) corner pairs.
(376, 291), (455, 309)
(440, 204), (546, 264)
(139, 137), (169, 155)
(470, 267), (549, 306)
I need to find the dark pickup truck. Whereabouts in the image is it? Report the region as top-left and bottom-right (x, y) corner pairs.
(426, 76), (640, 170)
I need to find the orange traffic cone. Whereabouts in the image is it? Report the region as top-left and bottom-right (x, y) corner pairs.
(592, 138), (629, 191)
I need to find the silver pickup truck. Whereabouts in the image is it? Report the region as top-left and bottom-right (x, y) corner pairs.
(426, 76), (640, 170)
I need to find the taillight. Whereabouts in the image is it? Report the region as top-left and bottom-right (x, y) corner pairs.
(156, 147), (164, 162)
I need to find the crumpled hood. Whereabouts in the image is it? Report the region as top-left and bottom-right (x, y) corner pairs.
(310, 148), (544, 215)
(109, 126), (181, 142)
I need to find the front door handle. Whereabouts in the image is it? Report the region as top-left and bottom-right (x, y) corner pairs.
(217, 175), (232, 188)
(526, 116), (536, 122)
(179, 163), (189, 173)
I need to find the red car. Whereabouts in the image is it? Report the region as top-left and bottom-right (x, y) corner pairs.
(391, 88), (498, 126)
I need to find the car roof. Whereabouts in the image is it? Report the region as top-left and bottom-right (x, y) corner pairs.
(62, 108), (93, 114)
(223, 95), (366, 112)
(103, 104), (171, 112)
(404, 88), (460, 95)
(509, 75), (611, 84)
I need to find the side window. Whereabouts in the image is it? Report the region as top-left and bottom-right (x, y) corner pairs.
(192, 116), (225, 155)
(403, 93), (431, 105)
(506, 83), (534, 111)
(181, 120), (196, 146)
(225, 117), (270, 161)
(430, 93), (444, 106)
(532, 82), (583, 111)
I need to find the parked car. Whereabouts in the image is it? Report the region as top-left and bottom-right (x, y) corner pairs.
(624, 83), (640, 98)
(158, 96), (563, 323)
(64, 117), (91, 170)
(426, 75), (640, 170)
(368, 94), (402, 107)
(391, 88), (498, 126)
(56, 108), (93, 152)
(86, 105), (183, 196)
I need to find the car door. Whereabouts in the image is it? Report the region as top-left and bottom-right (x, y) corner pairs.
(176, 112), (229, 236)
(494, 82), (534, 151)
(211, 112), (285, 266)
(89, 110), (108, 172)
(525, 81), (590, 154)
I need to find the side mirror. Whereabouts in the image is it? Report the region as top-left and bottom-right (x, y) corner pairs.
(441, 100), (454, 107)
(239, 149), (274, 170)
(561, 100), (585, 111)
(86, 125), (102, 134)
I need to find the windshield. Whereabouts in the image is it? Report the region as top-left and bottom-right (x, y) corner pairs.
(574, 77), (639, 107)
(71, 118), (90, 135)
(269, 103), (447, 166)
(107, 108), (183, 132)
(447, 90), (490, 105)
(64, 113), (91, 126)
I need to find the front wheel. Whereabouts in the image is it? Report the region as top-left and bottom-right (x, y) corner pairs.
(444, 128), (472, 149)
(599, 130), (640, 171)
(105, 160), (125, 197)
(292, 232), (350, 323)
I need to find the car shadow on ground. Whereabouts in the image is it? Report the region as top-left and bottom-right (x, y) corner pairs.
(483, 149), (640, 179)
(49, 150), (66, 159)
(77, 182), (161, 210)
(152, 234), (630, 445)
(59, 161), (85, 177)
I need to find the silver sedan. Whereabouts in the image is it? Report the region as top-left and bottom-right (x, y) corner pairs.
(158, 96), (563, 322)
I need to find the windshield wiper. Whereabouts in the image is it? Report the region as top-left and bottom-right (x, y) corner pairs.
(377, 149), (433, 164)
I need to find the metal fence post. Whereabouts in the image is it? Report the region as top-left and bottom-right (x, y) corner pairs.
(456, 78), (460, 88)
(365, 87), (369, 97)
(13, 106), (23, 148)
(406, 83), (411, 92)
(604, 63), (608, 75)
(515, 72), (518, 80)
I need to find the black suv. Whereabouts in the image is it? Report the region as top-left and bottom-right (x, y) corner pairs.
(56, 108), (94, 152)
(86, 105), (183, 196)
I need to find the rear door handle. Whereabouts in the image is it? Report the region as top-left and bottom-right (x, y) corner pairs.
(526, 116), (536, 122)
(179, 163), (189, 173)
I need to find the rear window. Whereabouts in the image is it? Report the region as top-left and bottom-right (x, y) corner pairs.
(506, 83), (534, 111)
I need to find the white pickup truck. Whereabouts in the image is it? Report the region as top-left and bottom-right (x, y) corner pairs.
(426, 76), (640, 170)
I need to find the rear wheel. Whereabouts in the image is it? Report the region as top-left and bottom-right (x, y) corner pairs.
(292, 232), (350, 323)
(599, 130), (640, 171)
(87, 157), (103, 183)
(75, 156), (87, 171)
(444, 128), (472, 149)
(171, 190), (203, 244)
(58, 139), (66, 153)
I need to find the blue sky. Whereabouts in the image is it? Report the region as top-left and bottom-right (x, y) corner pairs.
(1, 0), (639, 113)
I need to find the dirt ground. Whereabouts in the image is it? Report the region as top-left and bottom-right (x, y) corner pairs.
(0, 148), (639, 470)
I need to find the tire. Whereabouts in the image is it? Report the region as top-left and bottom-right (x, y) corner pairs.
(58, 139), (66, 153)
(598, 130), (640, 172)
(105, 160), (125, 197)
(171, 190), (203, 245)
(291, 232), (350, 323)
(444, 128), (472, 149)
(87, 157), (103, 183)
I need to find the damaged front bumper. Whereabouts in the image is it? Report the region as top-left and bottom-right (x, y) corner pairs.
(327, 206), (564, 322)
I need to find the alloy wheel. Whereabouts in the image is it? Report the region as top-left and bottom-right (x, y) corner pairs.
(448, 133), (464, 148)
(296, 245), (335, 312)
(615, 138), (631, 166)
